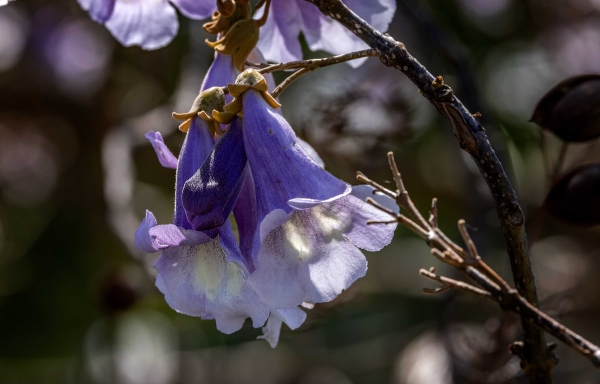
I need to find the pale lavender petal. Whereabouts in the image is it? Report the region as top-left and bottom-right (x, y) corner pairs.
(171, 0), (215, 20)
(145, 131), (178, 169)
(255, 0), (303, 63)
(134, 210), (159, 252)
(248, 209), (302, 307)
(149, 224), (189, 248)
(258, 307), (306, 348)
(298, 0), (396, 68)
(79, 0), (115, 23)
(242, 90), (349, 222)
(257, 313), (283, 348)
(249, 207), (367, 308)
(152, 229), (270, 333)
(277, 307), (306, 329)
(183, 118), (247, 231)
(321, 185), (398, 251)
(295, 214), (367, 303)
(174, 117), (215, 229)
(105, 0), (178, 50)
(343, 0), (397, 33)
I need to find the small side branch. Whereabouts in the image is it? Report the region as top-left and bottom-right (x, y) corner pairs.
(252, 49), (378, 98)
(358, 153), (600, 371)
(253, 49), (378, 74)
(420, 268), (495, 302)
(271, 68), (311, 99)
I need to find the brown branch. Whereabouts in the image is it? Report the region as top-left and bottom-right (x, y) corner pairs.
(358, 154), (600, 373)
(306, 0), (550, 380)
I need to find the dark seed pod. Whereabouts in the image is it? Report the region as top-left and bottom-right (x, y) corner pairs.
(545, 163), (600, 227)
(532, 75), (600, 142)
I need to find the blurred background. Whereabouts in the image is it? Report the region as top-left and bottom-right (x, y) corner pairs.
(1, 0), (600, 383)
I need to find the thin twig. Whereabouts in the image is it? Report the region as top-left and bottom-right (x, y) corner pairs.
(245, 61), (271, 69)
(428, 198), (438, 228)
(257, 49), (377, 75)
(357, 154), (600, 372)
(420, 268), (496, 302)
(356, 171), (397, 199)
(270, 68), (310, 99)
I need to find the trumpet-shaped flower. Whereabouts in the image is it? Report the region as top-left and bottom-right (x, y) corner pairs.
(182, 69), (398, 310)
(256, 0), (396, 67)
(78, 0), (216, 49)
(135, 89), (271, 333)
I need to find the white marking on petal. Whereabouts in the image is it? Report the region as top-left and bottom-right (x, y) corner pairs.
(192, 237), (244, 302)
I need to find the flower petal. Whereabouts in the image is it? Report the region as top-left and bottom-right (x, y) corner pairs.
(105, 0), (178, 50)
(174, 117), (215, 229)
(145, 131), (178, 169)
(182, 118), (248, 231)
(298, 0), (396, 68)
(149, 224), (189, 248)
(258, 307), (306, 348)
(170, 0), (215, 20)
(242, 90), (349, 221)
(320, 185), (398, 251)
(249, 207), (367, 308)
(257, 313), (283, 348)
(79, 0), (115, 23)
(134, 210), (159, 252)
(297, 138), (324, 169)
(255, 0), (303, 63)
(201, 52), (238, 92)
(152, 228), (270, 333)
(232, 169), (258, 266)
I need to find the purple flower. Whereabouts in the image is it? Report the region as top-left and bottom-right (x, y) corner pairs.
(183, 69), (398, 310)
(135, 90), (271, 334)
(78, 0), (216, 50)
(139, 71), (307, 343)
(256, 0), (396, 67)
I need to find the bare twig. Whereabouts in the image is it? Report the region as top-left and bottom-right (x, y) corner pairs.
(307, 0), (549, 380)
(357, 171), (397, 199)
(420, 268), (495, 302)
(265, 50), (378, 98)
(428, 198), (438, 228)
(256, 49), (377, 74)
(358, 153), (600, 372)
(270, 68), (311, 99)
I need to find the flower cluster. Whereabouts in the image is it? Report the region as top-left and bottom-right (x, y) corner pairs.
(113, 0), (400, 346)
(136, 68), (398, 345)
